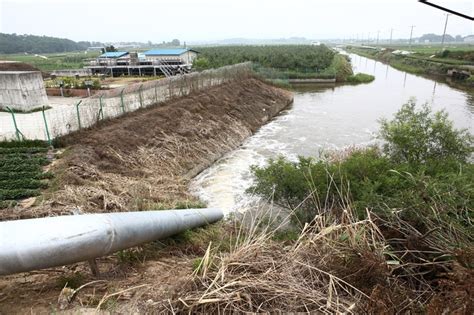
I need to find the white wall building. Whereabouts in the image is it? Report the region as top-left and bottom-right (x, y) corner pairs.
(143, 48), (198, 64)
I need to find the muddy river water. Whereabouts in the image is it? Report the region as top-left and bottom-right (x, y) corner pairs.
(191, 53), (474, 215)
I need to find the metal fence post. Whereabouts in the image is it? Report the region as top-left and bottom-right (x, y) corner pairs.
(41, 106), (52, 146)
(120, 89), (125, 114)
(98, 96), (104, 120)
(6, 107), (24, 141)
(75, 100), (83, 129)
(138, 84), (144, 108)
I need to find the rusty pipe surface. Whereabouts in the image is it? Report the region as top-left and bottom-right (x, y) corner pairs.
(0, 208), (223, 275)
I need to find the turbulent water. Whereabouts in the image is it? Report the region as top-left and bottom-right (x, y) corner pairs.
(190, 53), (474, 215)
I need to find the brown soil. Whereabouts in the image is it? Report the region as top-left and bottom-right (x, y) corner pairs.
(0, 61), (48, 78)
(0, 78), (293, 313)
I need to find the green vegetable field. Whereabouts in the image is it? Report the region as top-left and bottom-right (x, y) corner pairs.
(0, 140), (51, 208)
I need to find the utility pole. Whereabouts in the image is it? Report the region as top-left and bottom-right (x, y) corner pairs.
(408, 25), (415, 48)
(389, 28), (394, 45)
(376, 30), (380, 45)
(441, 14), (450, 47)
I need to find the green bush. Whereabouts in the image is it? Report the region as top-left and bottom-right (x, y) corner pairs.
(193, 45), (336, 71)
(379, 101), (473, 164)
(0, 147), (48, 154)
(45, 77), (101, 90)
(249, 103), (473, 229)
(346, 73), (375, 84)
(324, 54), (353, 82)
(0, 140), (48, 148)
(0, 189), (40, 200)
(0, 163), (42, 173)
(0, 171), (52, 181)
(0, 156), (49, 168)
(0, 179), (46, 190)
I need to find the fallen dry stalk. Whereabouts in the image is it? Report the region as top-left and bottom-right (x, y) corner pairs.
(171, 207), (382, 313)
(96, 284), (149, 310)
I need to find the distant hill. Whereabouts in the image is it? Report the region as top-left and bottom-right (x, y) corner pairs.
(0, 33), (102, 54)
(189, 37), (315, 46)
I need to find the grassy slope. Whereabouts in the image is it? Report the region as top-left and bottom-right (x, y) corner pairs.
(0, 51), (100, 71)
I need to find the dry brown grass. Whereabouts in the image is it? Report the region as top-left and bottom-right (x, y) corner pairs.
(166, 206), (372, 313)
(163, 200), (472, 314)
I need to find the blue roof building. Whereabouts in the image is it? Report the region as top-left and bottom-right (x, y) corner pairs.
(144, 48), (198, 56)
(98, 51), (129, 58)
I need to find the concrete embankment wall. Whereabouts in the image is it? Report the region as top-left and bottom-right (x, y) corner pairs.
(0, 71), (48, 111)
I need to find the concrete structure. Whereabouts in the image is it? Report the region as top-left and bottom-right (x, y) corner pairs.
(0, 71), (48, 111)
(51, 69), (92, 77)
(86, 48), (199, 77)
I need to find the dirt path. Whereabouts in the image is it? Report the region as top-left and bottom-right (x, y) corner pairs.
(0, 78), (293, 313)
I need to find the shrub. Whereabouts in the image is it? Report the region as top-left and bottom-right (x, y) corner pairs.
(346, 73), (375, 84)
(249, 103), (473, 230)
(0, 140), (48, 148)
(0, 147), (48, 154)
(0, 189), (40, 200)
(0, 179), (47, 190)
(379, 101), (473, 164)
(0, 156), (49, 168)
(327, 54), (353, 82)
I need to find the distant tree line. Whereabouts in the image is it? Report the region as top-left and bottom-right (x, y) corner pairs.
(418, 33), (466, 43)
(0, 33), (103, 54)
(193, 45), (336, 71)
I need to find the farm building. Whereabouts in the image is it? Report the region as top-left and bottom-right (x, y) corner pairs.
(95, 51), (130, 66)
(86, 49), (198, 77)
(143, 49), (198, 65)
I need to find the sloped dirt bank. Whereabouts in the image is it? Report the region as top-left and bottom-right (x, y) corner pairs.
(0, 78), (292, 313)
(1, 77), (293, 221)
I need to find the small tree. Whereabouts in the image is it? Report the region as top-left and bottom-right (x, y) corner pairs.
(101, 45), (117, 53)
(379, 101), (472, 164)
(193, 57), (211, 71)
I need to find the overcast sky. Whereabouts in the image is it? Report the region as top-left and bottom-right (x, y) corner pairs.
(1, 0), (472, 43)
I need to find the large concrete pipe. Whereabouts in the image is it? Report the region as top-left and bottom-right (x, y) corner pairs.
(0, 208), (223, 275)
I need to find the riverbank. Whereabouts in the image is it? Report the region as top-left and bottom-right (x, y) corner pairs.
(346, 46), (474, 91)
(0, 77), (293, 313)
(0, 78), (293, 221)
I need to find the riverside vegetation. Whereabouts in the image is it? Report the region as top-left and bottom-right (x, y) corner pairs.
(238, 102), (473, 313)
(193, 45), (373, 83)
(346, 45), (474, 88)
(5, 77), (466, 314)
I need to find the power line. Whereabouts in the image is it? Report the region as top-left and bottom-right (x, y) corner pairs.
(418, 0), (473, 21)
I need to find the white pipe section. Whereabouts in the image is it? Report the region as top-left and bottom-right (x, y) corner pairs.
(0, 208), (223, 276)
